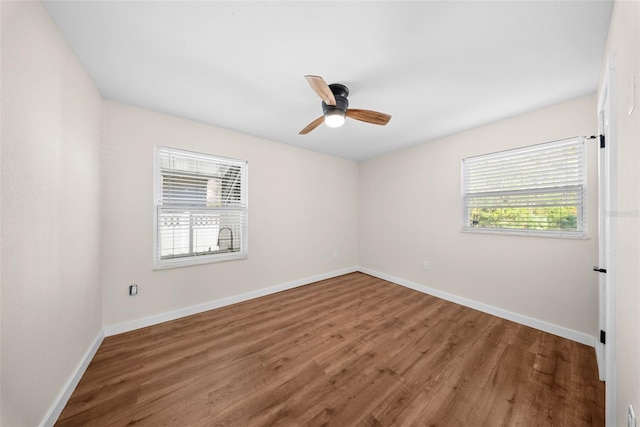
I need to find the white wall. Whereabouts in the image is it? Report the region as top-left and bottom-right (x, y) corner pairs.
(102, 101), (359, 327)
(601, 0), (640, 423)
(1, 2), (103, 426)
(360, 95), (599, 337)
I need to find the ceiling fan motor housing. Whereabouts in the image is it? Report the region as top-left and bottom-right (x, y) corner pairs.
(299, 77), (391, 134)
(322, 83), (349, 115)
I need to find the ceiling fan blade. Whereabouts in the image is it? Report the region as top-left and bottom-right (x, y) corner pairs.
(346, 109), (391, 126)
(299, 116), (325, 135)
(304, 75), (336, 106)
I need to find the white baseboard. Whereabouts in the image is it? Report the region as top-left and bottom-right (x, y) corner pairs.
(104, 265), (595, 346)
(358, 267), (595, 347)
(104, 266), (358, 336)
(595, 342), (605, 381)
(39, 330), (105, 427)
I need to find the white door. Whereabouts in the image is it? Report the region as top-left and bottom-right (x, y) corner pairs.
(595, 109), (608, 381)
(597, 53), (616, 427)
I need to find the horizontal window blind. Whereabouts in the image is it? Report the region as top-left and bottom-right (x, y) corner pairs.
(155, 147), (247, 267)
(462, 137), (586, 237)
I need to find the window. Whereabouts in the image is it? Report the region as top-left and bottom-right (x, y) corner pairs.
(462, 137), (586, 238)
(154, 146), (248, 268)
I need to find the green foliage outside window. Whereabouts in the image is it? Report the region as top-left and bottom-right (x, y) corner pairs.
(469, 206), (577, 230)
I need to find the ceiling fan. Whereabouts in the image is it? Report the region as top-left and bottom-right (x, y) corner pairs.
(299, 75), (392, 135)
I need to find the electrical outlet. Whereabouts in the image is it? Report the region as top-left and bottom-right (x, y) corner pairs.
(629, 405), (636, 427)
(423, 261), (430, 270)
(332, 251), (338, 259)
(129, 284), (138, 296)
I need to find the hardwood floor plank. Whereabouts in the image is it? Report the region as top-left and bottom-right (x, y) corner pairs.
(56, 272), (604, 426)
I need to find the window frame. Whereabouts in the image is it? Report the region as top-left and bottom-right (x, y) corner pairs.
(153, 146), (248, 269)
(461, 137), (587, 239)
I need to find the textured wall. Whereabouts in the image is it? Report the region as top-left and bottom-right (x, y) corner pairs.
(1, 2), (103, 425)
(101, 101), (359, 327)
(360, 95), (598, 337)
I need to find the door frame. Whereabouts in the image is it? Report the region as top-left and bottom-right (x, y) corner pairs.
(597, 51), (617, 427)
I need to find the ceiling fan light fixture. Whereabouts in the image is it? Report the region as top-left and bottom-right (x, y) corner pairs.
(299, 77), (390, 135)
(324, 109), (346, 128)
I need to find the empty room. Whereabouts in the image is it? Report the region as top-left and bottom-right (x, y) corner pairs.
(1, 1), (639, 426)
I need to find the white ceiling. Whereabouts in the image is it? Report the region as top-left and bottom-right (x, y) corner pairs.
(42, 1), (613, 161)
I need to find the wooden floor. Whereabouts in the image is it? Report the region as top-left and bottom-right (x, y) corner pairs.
(56, 272), (604, 426)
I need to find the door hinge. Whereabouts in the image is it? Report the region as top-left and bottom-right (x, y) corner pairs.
(600, 134), (605, 148)
(600, 330), (606, 344)
(593, 266), (607, 273)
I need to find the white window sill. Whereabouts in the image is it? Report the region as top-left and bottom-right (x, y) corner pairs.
(153, 252), (248, 270)
(461, 228), (589, 240)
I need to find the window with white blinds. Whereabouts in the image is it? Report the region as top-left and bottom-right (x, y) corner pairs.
(462, 137), (586, 238)
(154, 146), (248, 268)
